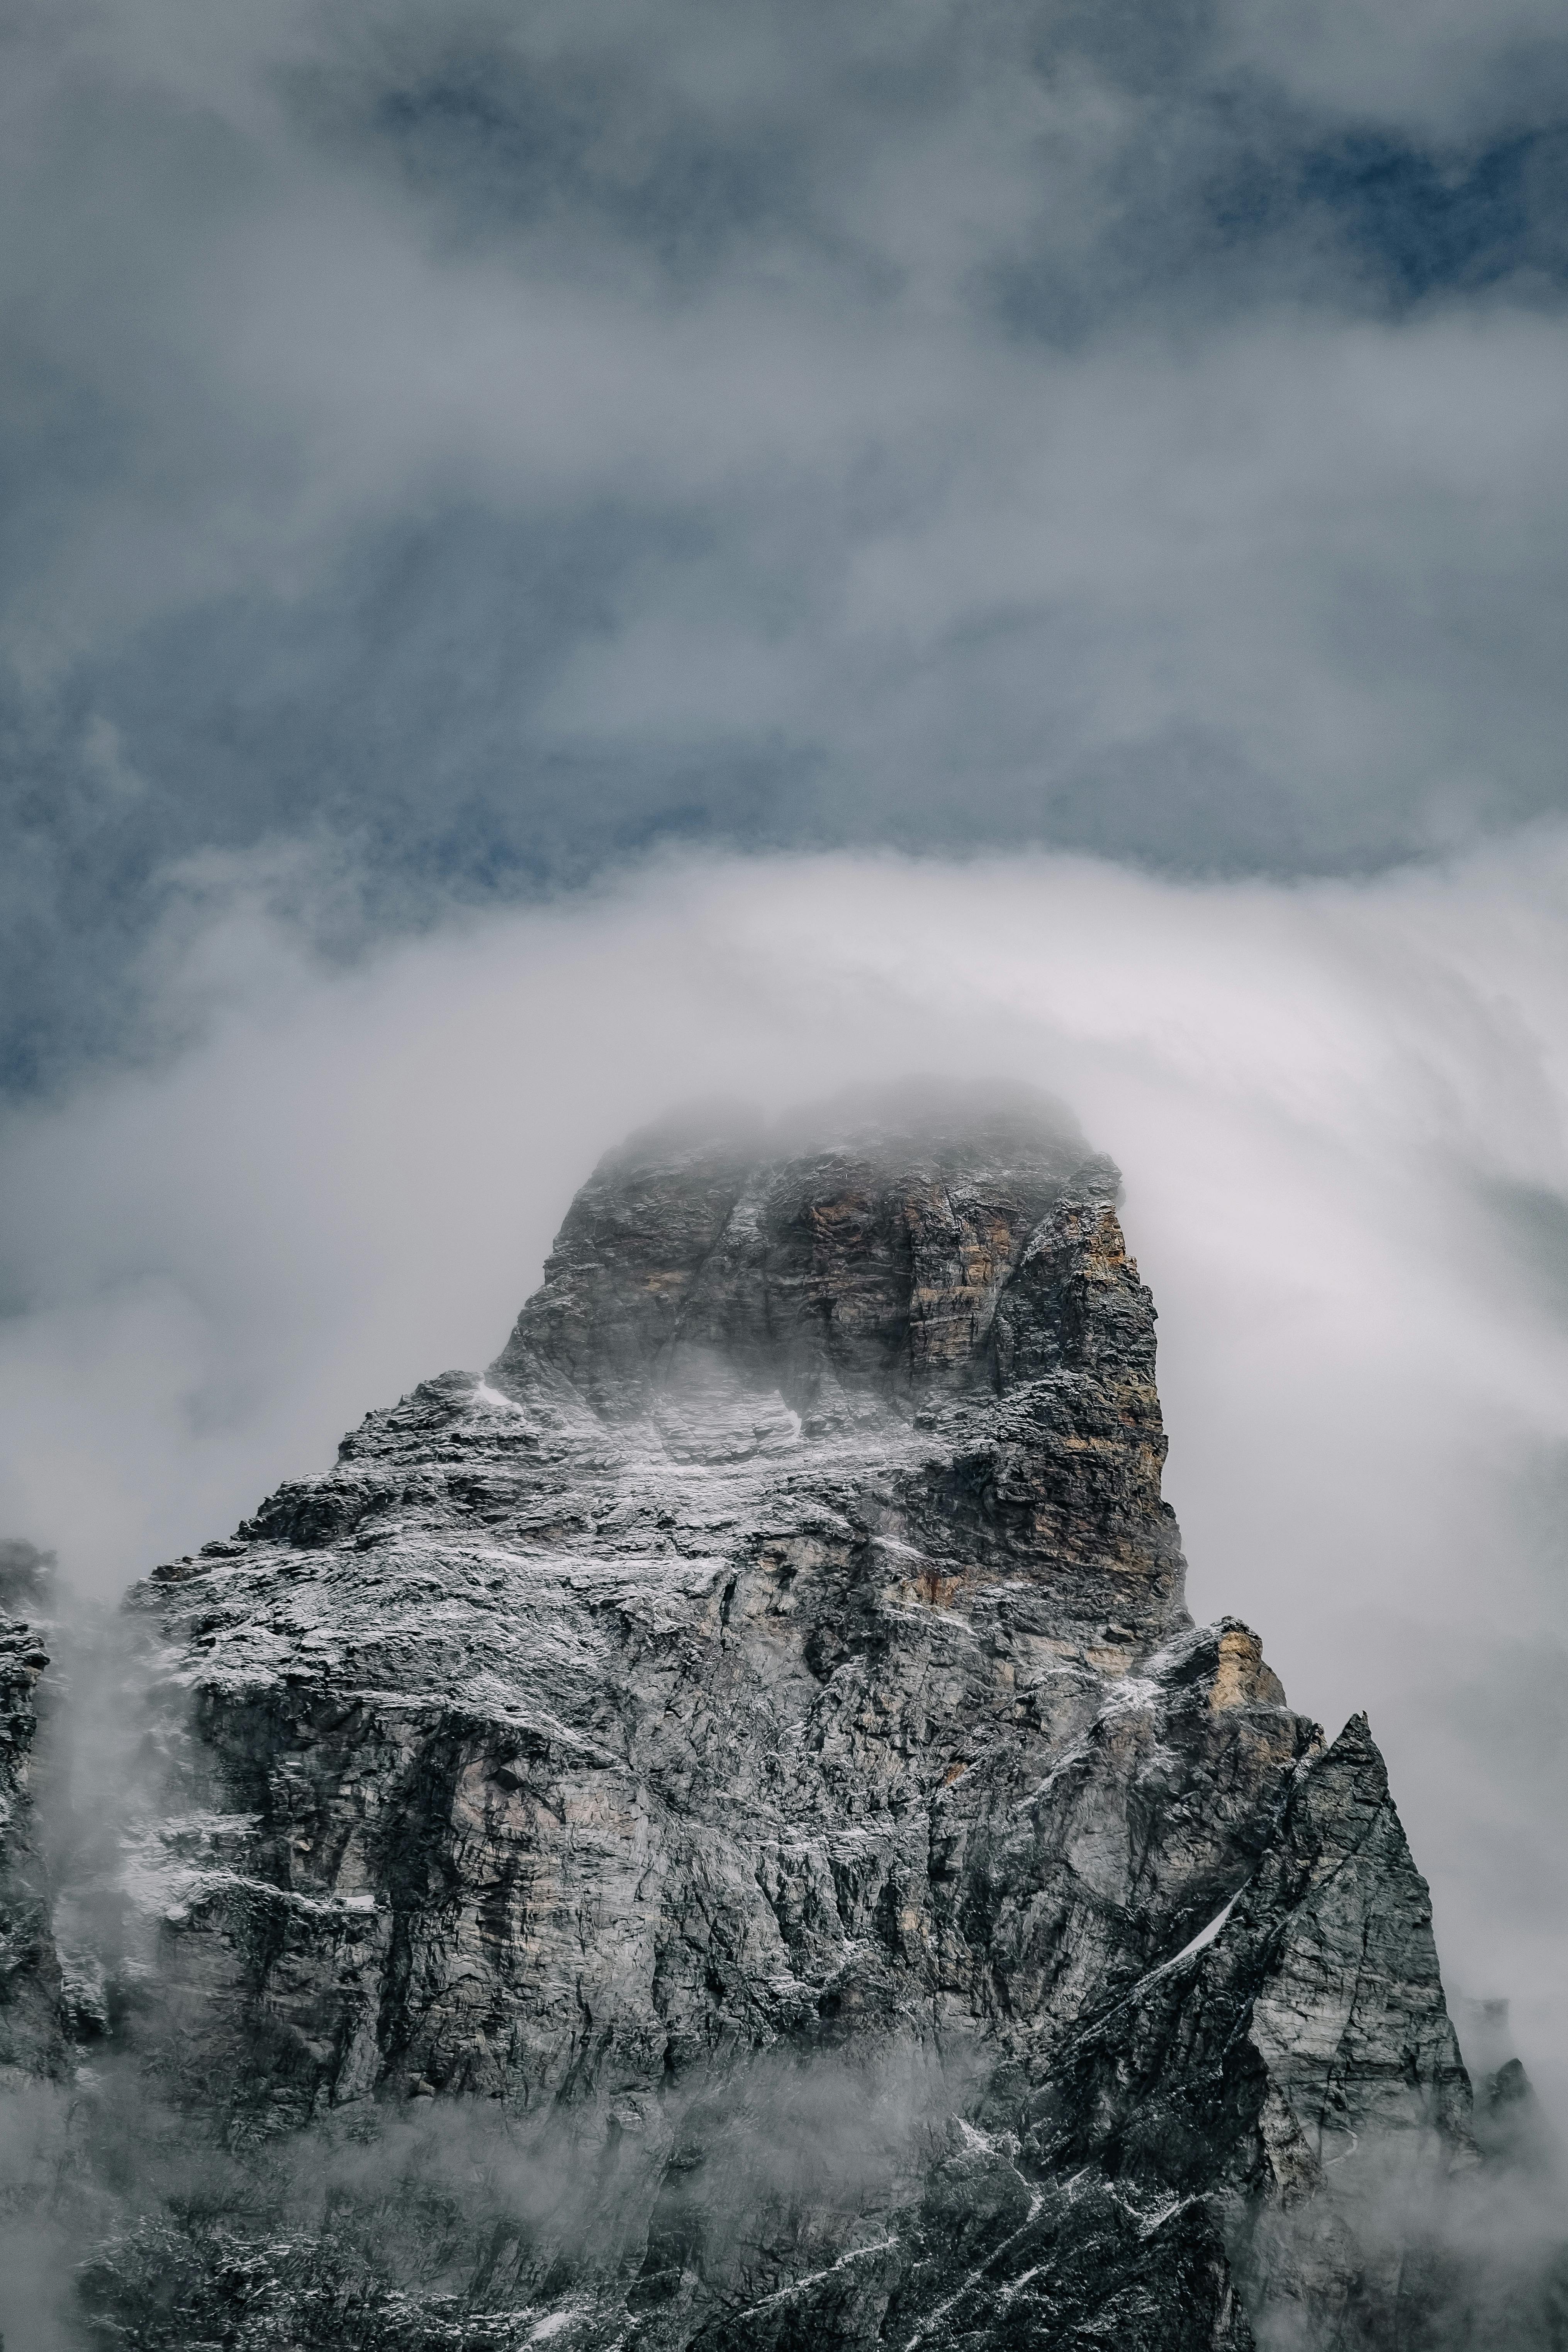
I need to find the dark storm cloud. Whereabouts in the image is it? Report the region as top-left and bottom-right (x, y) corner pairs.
(4, 0), (1568, 1094)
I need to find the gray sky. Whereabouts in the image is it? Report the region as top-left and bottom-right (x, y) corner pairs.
(5, 0), (1568, 1088)
(3, 0), (1568, 2120)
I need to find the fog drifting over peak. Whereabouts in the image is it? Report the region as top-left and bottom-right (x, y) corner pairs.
(1, 840), (1566, 2106)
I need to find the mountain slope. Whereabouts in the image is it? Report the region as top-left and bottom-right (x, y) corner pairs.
(15, 1093), (1533, 2347)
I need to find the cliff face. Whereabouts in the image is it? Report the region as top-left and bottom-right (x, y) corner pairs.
(14, 1096), (1543, 2346)
(0, 1540), (62, 2085)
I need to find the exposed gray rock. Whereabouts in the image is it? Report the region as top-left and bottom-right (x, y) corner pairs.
(0, 1539), (63, 2084)
(13, 1092), (1563, 2345)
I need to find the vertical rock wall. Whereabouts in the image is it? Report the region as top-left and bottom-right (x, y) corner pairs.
(0, 1540), (62, 2085)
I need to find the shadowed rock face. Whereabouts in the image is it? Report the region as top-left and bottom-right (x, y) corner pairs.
(22, 1095), (1550, 2345)
(491, 1098), (1124, 1422)
(0, 1540), (63, 2084)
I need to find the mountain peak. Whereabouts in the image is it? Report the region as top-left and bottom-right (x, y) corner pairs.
(492, 1086), (1122, 1432)
(3, 1100), (1544, 2349)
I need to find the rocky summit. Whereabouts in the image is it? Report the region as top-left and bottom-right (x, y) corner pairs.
(0, 1091), (1559, 2349)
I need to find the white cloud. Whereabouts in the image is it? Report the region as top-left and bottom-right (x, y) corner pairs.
(1223, 0), (1568, 135)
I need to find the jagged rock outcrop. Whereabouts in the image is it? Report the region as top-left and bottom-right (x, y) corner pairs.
(0, 1539), (63, 2083)
(27, 1092), (1559, 2345)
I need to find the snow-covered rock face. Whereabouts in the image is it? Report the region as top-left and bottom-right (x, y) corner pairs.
(23, 1098), (1529, 2344)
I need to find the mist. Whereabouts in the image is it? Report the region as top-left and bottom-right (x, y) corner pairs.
(0, 2026), (974, 2347)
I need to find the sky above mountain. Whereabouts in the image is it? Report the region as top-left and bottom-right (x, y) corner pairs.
(6, 0), (1568, 1091)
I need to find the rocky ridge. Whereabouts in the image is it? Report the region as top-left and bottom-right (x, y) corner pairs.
(0, 1539), (62, 2085)
(1, 1092), (1558, 2347)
